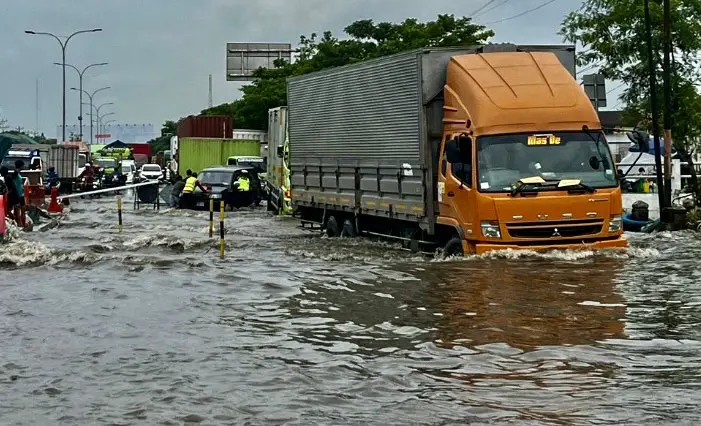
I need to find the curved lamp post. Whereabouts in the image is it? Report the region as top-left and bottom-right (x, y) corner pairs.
(71, 86), (110, 143)
(25, 28), (102, 142)
(55, 62), (107, 140)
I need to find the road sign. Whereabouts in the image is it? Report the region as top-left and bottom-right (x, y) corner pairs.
(95, 134), (111, 139)
(582, 73), (607, 109)
(226, 42), (292, 82)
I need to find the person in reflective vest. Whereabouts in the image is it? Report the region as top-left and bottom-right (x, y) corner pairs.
(182, 169), (206, 193)
(234, 170), (250, 192)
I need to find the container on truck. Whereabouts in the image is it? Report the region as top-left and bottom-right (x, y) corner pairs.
(287, 44), (638, 256)
(177, 115), (233, 139)
(266, 107), (292, 214)
(177, 137), (260, 176)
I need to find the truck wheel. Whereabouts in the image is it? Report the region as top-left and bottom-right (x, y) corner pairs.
(443, 237), (464, 258)
(341, 219), (357, 237)
(325, 216), (341, 238)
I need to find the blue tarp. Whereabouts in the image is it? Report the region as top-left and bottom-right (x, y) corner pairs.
(628, 137), (676, 156)
(104, 139), (129, 149)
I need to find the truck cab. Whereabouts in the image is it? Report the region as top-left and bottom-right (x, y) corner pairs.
(1, 149), (43, 185)
(436, 52), (629, 255)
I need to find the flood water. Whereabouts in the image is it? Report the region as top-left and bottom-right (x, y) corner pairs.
(2, 193), (701, 425)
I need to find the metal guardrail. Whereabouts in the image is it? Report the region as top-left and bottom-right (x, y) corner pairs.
(58, 180), (160, 200)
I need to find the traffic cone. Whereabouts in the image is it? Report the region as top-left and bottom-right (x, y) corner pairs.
(47, 187), (63, 214)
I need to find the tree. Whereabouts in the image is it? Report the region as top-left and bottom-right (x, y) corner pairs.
(560, 0), (701, 149)
(211, 14), (494, 130)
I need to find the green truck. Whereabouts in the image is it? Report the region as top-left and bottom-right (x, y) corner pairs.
(176, 137), (261, 177)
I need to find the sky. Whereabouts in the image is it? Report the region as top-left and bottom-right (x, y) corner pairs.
(0, 0), (624, 138)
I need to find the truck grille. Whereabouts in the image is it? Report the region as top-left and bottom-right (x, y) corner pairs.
(506, 219), (604, 239)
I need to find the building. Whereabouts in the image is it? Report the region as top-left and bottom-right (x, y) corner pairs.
(58, 123), (158, 144)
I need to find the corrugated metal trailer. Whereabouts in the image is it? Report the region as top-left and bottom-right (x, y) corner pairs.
(287, 44), (575, 233)
(178, 137), (261, 174)
(10, 143), (80, 179)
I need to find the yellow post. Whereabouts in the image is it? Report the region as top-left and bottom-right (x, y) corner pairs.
(209, 198), (214, 238)
(219, 200), (225, 257)
(117, 196), (123, 233)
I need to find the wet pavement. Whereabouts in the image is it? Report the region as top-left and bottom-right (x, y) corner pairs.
(2, 193), (701, 424)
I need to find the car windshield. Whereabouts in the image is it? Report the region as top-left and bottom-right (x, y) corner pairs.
(476, 131), (617, 192)
(142, 165), (160, 172)
(199, 171), (233, 186)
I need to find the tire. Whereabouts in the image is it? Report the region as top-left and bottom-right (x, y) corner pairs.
(443, 237), (464, 257)
(325, 215), (341, 237)
(341, 219), (357, 237)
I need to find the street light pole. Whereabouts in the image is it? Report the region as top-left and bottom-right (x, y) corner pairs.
(97, 112), (116, 137)
(71, 86), (110, 144)
(54, 62), (107, 140)
(25, 28), (102, 143)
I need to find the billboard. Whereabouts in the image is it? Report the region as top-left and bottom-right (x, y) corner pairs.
(226, 42), (292, 81)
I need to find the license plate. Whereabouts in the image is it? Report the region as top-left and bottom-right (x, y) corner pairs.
(196, 201), (204, 207)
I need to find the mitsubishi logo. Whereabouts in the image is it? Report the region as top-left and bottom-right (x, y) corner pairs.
(552, 228), (561, 237)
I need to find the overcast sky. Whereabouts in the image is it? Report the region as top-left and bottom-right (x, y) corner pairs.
(0, 0), (622, 137)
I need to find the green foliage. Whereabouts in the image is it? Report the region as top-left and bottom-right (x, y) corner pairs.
(198, 14), (493, 130)
(560, 0), (701, 149)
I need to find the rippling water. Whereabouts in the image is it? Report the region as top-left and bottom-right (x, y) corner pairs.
(2, 193), (701, 424)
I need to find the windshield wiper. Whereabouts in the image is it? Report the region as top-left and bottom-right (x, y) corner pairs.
(510, 176), (546, 197)
(557, 179), (596, 193)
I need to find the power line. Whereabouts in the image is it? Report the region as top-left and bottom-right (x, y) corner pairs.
(474, 0), (513, 18)
(484, 0), (559, 25)
(471, 0), (499, 16)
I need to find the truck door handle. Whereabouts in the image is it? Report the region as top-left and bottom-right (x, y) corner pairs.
(447, 191), (455, 197)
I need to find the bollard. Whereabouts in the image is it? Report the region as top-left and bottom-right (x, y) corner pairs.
(219, 200), (225, 257)
(209, 198), (214, 238)
(117, 196), (123, 232)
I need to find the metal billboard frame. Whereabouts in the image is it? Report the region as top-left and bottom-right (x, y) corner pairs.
(226, 42), (293, 81)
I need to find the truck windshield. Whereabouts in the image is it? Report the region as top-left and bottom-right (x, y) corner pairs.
(237, 161), (265, 173)
(476, 131), (617, 192)
(0, 156), (28, 170)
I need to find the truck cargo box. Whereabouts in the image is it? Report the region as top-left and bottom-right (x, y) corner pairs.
(287, 44), (576, 227)
(177, 137), (261, 175)
(177, 115), (233, 139)
(10, 143), (80, 179)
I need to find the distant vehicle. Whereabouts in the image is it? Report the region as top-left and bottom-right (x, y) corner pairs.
(121, 160), (137, 184)
(180, 166), (262, 211)
(139, 164), (162, 182)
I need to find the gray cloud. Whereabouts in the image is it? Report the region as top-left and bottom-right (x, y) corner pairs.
(0, 0), (619, 138)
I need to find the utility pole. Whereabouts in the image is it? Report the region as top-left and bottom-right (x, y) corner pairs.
(35, 78), (39, 135)
(663, 0), (673, 208)
(208, 74), (213, 108)
(644, 0), (665, 212)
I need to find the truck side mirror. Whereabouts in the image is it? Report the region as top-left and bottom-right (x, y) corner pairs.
(277, 147), (284, 156)
(446, 139), (461, 163)
(626, 130), (650, 153)
(457, 134), (473, 164)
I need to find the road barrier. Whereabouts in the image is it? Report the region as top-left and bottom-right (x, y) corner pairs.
(0, 194), (5, 241)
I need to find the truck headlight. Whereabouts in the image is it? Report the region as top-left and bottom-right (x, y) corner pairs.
(481, 221), (501, 238)
(211, 193), (222, 199)
(608, 214), (622, 232)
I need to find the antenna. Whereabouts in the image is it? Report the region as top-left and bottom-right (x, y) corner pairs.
(208, 74), (213, 108)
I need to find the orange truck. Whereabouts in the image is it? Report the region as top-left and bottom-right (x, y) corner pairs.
(287, 44), (641, 255)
